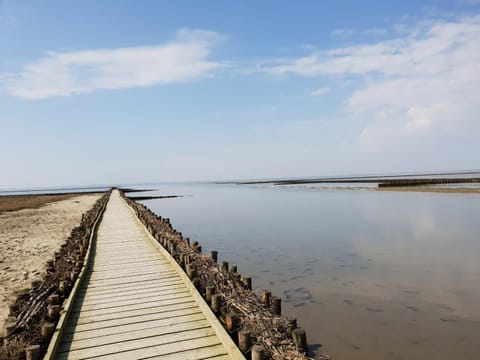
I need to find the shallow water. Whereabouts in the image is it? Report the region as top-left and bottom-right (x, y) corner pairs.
(133, 183), (480, 360)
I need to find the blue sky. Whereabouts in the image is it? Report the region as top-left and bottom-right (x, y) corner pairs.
(1, 0), (480, 188)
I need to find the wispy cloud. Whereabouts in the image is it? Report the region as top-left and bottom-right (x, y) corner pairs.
(3, 29), (224, 99)
(311, 87), (331, 96)
(331, 27), (388, 37)
(263, 15), (480, 150)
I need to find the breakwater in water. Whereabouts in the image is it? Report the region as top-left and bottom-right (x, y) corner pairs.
(121, 191), (329, 360)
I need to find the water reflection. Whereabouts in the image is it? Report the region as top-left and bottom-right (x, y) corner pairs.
(133, 183), (480, 360)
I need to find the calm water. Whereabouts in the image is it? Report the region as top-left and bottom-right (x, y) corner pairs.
(133, 183), (480, 360)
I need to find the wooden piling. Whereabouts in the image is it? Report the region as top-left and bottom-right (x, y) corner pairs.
(261, 290), (271, 307)
(251, 344), (265, 360)
(225, 312), (237, 332)
(287, 316), (297, 337)
(48, 305), (61, 320)
(243, 276), (252, 290)
(238, 330), (251, 353)
(271, 296), (281, 315)
(3, 319), (16, 337)
(292, 328), (308, 354)
(41, 322), (55, 340)
(222, 260), (229, 272)
(186, 264), (196, 279)
(211, 250), (218, 263)
(48, 294), (60, 306)
(211, 294), (222, 314)
(206, 285), (215, 303)
(25, 344), (41, 360)
(8, 303), (18, 316)
(59, 280), (66, 293)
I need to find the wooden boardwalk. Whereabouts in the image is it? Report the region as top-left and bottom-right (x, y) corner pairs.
(51, 190), (244, 360)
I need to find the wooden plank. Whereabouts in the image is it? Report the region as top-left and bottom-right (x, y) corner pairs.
(74, 284), (187, 304)
(140, 344), (228, 360)
(78, 289), (190, 310)
(59, 320), (212, 352)
(64, 307), (203, 333)
(82, 273), (181, 288)
(78, 278), (184, 295)
(74, 296), (196, 324)
(87, 269), (176, 282)
(56, 329), (218, 359)
(61, 314), (208, 342)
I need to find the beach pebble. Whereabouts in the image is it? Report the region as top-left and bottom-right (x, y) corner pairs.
(22, 272), (29, 280)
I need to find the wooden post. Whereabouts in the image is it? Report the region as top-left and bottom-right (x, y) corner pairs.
(206, 286), (215, 303)
(293, 328), (308, 354)
(231, 265), (238, 273)
(25, 344), (41, 360)
(211, 250), (218, 263)
(211, 294), (222, 314)
(8, 303), (18, 316)
(225, 312), (237, 332)
(186, 265), (196, 279)
(192, 277), (201, 289)
(261, 290), (271, 307)
(59, 280), (66, 293)
(48, 294), (60, 305)
(287, 316), (297, 337)
(222, 261), (229, 272)
(48, 305), (61, 320)
(179, 254), (185, 268)
(238, 330), (251, 353)
(251, 345), (265, 360)
(271, 297), (281, 315)
(41, 322), (55, 340)
(243, 276), (252, 290)
(183, 255), (190, 268)
(3, 319), (16, 337)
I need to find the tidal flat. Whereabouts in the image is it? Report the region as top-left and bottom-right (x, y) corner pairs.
(134, 182), (480, 360)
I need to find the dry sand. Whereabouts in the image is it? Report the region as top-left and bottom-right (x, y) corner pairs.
(0, 193), (101, 331)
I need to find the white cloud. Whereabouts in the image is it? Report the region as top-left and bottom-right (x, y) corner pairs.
(263, 15), (480, 154)
(332, 27), (388, 37)
(3, 29), (224, 99)
(311, 87), (331, 96)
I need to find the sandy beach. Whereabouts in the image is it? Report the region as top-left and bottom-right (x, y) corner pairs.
(0, 193), (101, 332)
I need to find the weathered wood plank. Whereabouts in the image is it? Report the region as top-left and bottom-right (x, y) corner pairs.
(57, 329), (218, 359)
(59, 320), (212, 352)
(61, 314), (208, 342)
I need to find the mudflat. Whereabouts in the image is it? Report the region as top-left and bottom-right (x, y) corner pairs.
(0, 193), (101, 331)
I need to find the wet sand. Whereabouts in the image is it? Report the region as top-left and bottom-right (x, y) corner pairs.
(0, 193), (101, 331)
